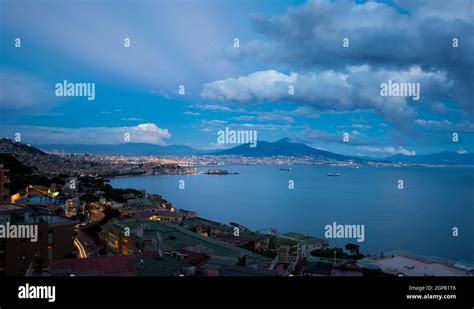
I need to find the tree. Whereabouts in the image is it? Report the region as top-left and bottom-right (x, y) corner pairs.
(310, 247), (348, 259)
(33, 258), (45, 273)
(345, 243), (360, 256)
(103, 205), (121, 222)
(79, 193), (99, 203)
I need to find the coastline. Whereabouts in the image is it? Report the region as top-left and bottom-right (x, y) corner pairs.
(108, 164), (474, 263)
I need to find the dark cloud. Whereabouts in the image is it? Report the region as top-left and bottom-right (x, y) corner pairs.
(202, 66), (451, 129)
(292, 127), (375, 146)
(220, 0), (473, 118)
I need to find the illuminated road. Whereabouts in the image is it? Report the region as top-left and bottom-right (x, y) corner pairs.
(74, 238), (88, 258)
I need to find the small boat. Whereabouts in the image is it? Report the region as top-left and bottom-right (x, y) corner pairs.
(279, 168), (292, 171)
(326, 173), (341, 177)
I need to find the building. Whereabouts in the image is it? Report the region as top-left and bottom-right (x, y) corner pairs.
(271, 237), (299, 263)
(163, 249), (210, 268)
(15, 196), (63, 213)
(303, 260), (332, 276)
(177, 209), (197, 219)
(0, 204), (77, 276)
(282, 232), (328, 258)
(133, 254), (191, 276)
(0, 164), (9, 204)
(28, 252), (201, 277)
(181, 217), (233, 237)
(125, 207), (184, 223)
(25, 186), (49, 197)
(100, 218), (271, 266)
(202, 260), (277, 276)
(35, 255), (136, 276)
(360, 251), (474, 276)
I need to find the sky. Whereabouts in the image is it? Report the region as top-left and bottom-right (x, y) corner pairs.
(0, 0), (473, 157)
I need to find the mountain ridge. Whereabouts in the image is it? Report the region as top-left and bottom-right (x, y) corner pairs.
(209, 137), (361, 161)
(2, 137), (471, 165)
(385, 151), (474, 165)
(37, 143), (208, 156)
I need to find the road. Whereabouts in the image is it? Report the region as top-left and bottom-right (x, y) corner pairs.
(74, 238), (88, 258)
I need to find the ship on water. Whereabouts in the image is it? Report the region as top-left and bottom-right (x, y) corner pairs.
(279, 167), (292, 171)
(326, 173), (341, 177)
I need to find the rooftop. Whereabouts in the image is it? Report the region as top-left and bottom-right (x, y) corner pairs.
(214, 236), (251, 247)
(304, 261), (332, 276)
(0, 204), (33, 220)
(106, 218), (270, 263)
(21, 196), (61, 205)
(363, 254), (472, 276)
(49, 256), (135, 276)
(165, 249), (210, 266)
(182, 217), (231, 230)
(26, 214), (77, 225)
(0, 204), (26, 212)
(132, 255), (189, 276)
(282, 232), (328, 245)
(219, 264), (277, 277)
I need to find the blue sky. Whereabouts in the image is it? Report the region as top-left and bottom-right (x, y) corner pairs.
(0, 0), (473, 157)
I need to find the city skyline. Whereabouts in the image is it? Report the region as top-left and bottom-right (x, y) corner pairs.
(1, 0), (473, 158)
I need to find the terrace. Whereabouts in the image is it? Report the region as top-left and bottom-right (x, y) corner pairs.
(361, 251), (474, 276)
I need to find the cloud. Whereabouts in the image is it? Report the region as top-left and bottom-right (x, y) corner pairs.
(199, 118), (291, 134)
(237, 123), (292, 132)
(337, 124), (372, 130)
(222, 0), (473, 116)
(194, 104), (305, 124)
(300, 128), (339, 143)
(3, 1), (240, 92)
(430, 102), (448, 114)
(415, 119), (474, 132)
(199, 119), (228, 132)
(394, 0), (473, 22)
(101, 109), (123, 115)
(247, 111), (294, 124)
(150, 90), (170, 99)
(192, 104), (244, 113)
(281, 106), (319, 119)
(0, 123), (171, 145)
(202, 66), (451, 128)
(231, 106), (320, 124)
(358, 145), (416, 156)
(233, 115), (256, 121)
(294, 128), (373, 146)
(202, 70), (296, 102)
(183, 111), (201, 116)
(121, 117), (145, 121)
(0, 71), (59, 109)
